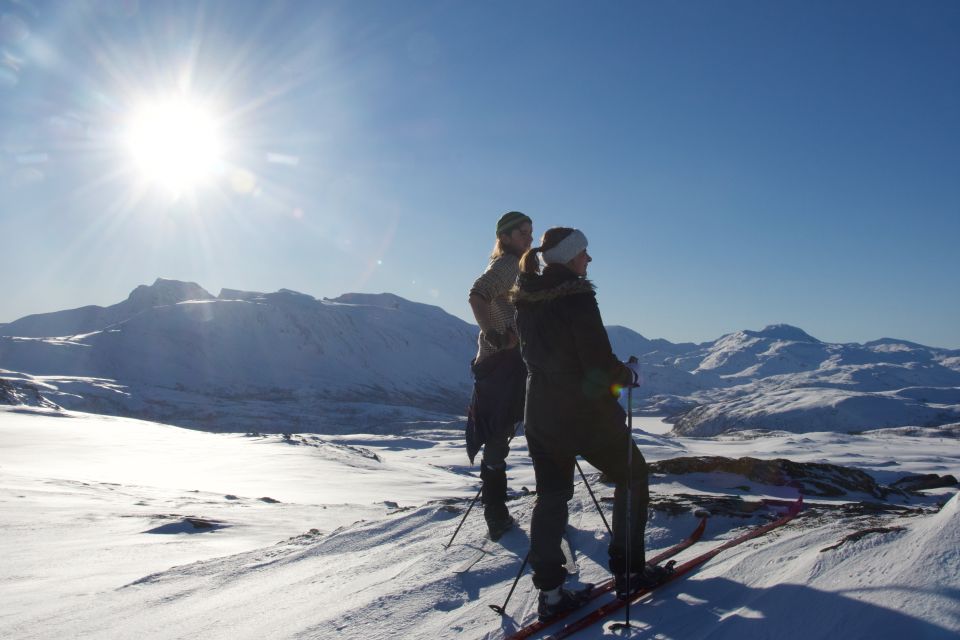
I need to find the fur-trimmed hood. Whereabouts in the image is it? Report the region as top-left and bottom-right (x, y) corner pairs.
(510, 265), (596, 306)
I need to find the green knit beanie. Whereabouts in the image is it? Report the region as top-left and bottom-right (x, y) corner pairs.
(496, 211), (532, 236)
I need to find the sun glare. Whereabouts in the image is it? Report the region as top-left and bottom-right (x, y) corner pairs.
(124, 98), (223, 195)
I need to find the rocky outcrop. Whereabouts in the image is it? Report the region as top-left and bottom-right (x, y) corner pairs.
(891, 473), (958, 491)
(649, 456), (887, 498)
(0, 378), (60, 409)
(644, 456), (958, 502)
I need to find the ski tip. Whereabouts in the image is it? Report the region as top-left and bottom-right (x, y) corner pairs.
(692, 515), (708, 537)
(791, 495), (804, 514)
(761, 495), (804, 515)
(770, 495), (804, 519)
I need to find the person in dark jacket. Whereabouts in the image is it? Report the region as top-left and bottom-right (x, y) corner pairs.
(511, 226), (666, 620)
(465, 211), (533, 540)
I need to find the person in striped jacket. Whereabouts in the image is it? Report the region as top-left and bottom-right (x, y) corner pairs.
(465, 211), (533, 540)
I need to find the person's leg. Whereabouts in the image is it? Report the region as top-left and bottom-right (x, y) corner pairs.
(581, 431), (649, 577)
(481, 432), (511, 535)
(528, 439), (596, 620)
(528, 447), (575, 591)
(479, 349), (526, 538)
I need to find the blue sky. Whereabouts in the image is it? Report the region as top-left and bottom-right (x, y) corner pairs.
(1, 0), (958, 348)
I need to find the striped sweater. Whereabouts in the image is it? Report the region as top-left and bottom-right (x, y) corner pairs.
(470, 253), (521, 363)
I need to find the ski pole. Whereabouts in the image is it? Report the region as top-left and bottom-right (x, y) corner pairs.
(445, 429), (518, 549)
(489, 549), (530, 616)
(612, 356), (638, 631)
(574, 459), (613, 538)
(444, 485), (482, 549)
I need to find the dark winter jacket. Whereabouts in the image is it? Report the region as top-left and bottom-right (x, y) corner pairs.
(511, 264), (634, 456)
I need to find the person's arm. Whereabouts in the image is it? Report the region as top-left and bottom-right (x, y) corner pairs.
(469, 292), (494, 334)
(469, 292), (518, 349)
(469, 257), (520, 349)
(567, 293), (633, 387)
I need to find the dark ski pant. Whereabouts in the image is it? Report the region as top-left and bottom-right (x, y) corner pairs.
(527, 428), (649, 591)
(466, 348), (526, 526)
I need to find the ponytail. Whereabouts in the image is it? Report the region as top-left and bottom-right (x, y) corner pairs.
(519, 227), (578, 276)
(519, 247), (543, 275)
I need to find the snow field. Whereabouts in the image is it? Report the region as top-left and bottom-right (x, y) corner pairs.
(1, 407), (958, 638)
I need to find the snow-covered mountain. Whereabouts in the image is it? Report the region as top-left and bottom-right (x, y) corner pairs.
(0, 278), (215, 338)
(0, 279), (476, 431)
(608, 323), (960, 436)
(3, 281), (959, 436)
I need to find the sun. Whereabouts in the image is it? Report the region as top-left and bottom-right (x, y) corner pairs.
(124, 97), (224, 195)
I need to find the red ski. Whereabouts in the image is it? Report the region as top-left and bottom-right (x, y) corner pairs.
(545, 496), (804, 639)
(505, 516), (708, 640)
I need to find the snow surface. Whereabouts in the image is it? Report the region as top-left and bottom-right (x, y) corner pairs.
(2, 407), (957, 639)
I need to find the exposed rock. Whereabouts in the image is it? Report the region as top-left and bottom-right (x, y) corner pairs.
(142, 515), (227, 534)
(647, 493), (774, 518)
(0, 378), (61, 409)
(891, 473), (958, 491)
(281, 433), (382, 463)
(820, 526), (907, 552)
(648, 455), (887, 498)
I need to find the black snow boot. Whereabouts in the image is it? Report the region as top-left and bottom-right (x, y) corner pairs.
(481, 460), (511, 540)
(615, 562), (674, 599)
(486, 513), (515, 541)
(537, 584), (594, 622)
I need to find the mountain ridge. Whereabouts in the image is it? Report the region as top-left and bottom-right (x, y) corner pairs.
(2, 279), (958, 435)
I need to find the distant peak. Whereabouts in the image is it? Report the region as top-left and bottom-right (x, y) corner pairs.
(258, 289), (317, 306)
(218, 288), (265, 301)
(275, 288), (313, 298)
(125, 279), (214, 308)
(747, 324), (820, 343)
(328, 293), (409, 308)
(326, 293), (455, 319)
(865, 337), (931, 351)
(605, 325), (651, 341)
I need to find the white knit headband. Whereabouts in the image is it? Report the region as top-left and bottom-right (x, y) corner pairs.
(542, 229), (588, 265)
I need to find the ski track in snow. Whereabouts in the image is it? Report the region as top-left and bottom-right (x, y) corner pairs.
(1, 407), (958, 639)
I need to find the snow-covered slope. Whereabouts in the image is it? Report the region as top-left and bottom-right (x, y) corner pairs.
(1, 407), (957, 639)
(0, 280), (476, 431)
(673, 386), (960, 436)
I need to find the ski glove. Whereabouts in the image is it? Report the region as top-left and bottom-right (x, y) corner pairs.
(625, 360), (641, 386)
